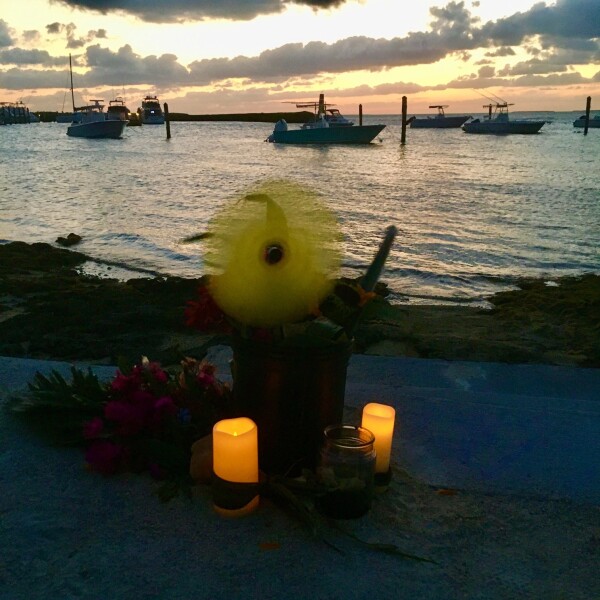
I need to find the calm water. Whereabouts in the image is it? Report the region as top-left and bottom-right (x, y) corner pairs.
(1, 112), (599, 306)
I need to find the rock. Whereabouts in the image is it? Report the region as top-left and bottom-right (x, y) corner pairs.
(56, 233), (82, 247)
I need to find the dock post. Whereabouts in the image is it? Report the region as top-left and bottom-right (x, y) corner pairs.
(164, 103), (171, 139)
(401, 96), (407, 145)
(359, 104), (363, 126)
(584, 96), (591, 136)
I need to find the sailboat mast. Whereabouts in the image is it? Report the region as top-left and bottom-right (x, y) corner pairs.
(69, 54), (75, 112)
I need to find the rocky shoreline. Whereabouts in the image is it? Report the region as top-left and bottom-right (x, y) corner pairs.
(0, 241), (598, 368)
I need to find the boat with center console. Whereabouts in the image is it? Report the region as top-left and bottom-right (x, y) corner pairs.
(462, 102), (545, 134)
(267, 94), (385, 144)
(409, 105), (471, 128)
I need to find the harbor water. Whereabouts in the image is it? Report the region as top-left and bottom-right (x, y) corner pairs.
(1, 112), (599, 306)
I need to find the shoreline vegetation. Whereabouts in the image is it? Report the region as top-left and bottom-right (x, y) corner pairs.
(35, 111), (315, 124)
(0, 241), (598, 368)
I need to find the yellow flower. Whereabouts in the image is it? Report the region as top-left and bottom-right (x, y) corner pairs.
(204, 180), (342, 327)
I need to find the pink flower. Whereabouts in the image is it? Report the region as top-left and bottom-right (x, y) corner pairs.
(85, 441), (123, 475)
(83, 417), (104, 439)
(104, 401), (145, 436)
(110, 369), (141, 394)
(148, 362), (168, 383)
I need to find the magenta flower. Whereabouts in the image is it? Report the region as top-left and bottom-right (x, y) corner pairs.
(148, 362), (168, 383)
(85, 440), (123, 475)
(104, 400), (145, 436)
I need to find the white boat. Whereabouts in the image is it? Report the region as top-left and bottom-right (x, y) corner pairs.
(463, 103), (545, 134)
(573, 114), (600, 128)
(138, 95), (164, 124)
(409, 105), (471, 128)
(67, 99), (127, 138)
(65, 56), (126, 139)
(267, 94), (385, 144)
(106, 97), (130, 122)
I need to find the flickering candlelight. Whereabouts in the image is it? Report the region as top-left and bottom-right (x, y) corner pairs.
(361, 403), (396, 473)
(212, 417), (259, 516)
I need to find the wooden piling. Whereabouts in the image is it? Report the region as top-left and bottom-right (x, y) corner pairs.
(164, 103), (171, 139)
(401, 96), (407, 145)
(359, 104), (363, 126)
(584, 96), (591, 136)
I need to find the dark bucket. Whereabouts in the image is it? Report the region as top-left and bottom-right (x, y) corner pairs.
(231, 337), (352, 475)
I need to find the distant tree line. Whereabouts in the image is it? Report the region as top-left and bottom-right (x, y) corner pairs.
(34, 111), (314, 124)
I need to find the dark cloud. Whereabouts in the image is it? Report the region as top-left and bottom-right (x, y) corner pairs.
(45, 22), (111, 49)
(2, 0), (599, 97)
(21, 30), (42, 45)
(82, 44), (190, 86)
(0, 48), (66, 66)
(0, 19), (16, 47)
(51, 0), (348, 23)
(46, 22), (63, 35)
(481, 0), (600, 46)
(485, 46), (515, 57)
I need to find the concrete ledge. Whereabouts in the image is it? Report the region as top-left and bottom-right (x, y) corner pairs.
(1, 354), (599, 599)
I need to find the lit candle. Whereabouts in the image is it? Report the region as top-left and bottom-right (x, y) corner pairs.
(212, 417), (259, 516)
(361, 403), (396, 473)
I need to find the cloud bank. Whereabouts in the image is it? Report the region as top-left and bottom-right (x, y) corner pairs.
(1, 0), (598, 111)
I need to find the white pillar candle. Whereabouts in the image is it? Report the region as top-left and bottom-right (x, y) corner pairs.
(361, 403), (396, 473)
(212, 417), (259, 516)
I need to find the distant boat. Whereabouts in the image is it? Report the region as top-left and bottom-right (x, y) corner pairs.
(462, 102), (545, 134)
(409, 105), (471, 128)
(65, 55), (126, 139)
(267, 94), (385, 144)
(138, 95), (164, 124)
(106, 97), (130, 122)
(573, 114), (600, 128)
(0, 101), (39, 124)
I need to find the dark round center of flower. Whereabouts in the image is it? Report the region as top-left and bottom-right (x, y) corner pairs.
(264, 243), (284, 265)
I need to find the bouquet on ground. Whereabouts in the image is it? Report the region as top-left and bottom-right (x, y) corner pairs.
(10, 356), (232, 499)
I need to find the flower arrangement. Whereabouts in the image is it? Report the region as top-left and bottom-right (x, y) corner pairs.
(183, 180), (397, 345)
(11, 356), (232, 500)
(181, 180), (398, 476)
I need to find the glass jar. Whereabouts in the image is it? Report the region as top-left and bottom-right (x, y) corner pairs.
(316, 424), (376, 519)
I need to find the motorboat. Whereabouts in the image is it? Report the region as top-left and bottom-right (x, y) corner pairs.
(138, 95), (164, 124)
(409, 105), (471, 128)
(67, 99), (127, 138)
(267, 94), (385, 144)
(65, 55), (126, 139)
(322, 108), (354, 127)
(462, 103), (545, 134)
(300, 107), (354, 128)
(106, 97), (130, 122)
(0, 101), (39, 124)
(573, 114), (600, 128)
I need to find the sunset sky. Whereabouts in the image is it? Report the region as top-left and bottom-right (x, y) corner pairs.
(0, 0), (598, 114)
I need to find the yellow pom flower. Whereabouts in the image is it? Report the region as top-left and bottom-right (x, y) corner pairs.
(204, 180), (342, 327)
